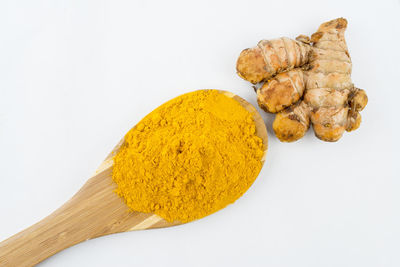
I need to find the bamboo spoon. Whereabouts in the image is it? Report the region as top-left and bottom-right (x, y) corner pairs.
(0, 90), (268, 267)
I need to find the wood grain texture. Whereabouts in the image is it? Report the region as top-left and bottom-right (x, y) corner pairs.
(0, 90), (267, 267)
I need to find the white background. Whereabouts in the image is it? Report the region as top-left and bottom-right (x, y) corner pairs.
(1, 0), (399, 266)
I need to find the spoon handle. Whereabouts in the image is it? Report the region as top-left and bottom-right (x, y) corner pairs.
(0, 168), (145, 267)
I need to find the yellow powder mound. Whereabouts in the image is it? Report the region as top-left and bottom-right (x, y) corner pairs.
(112, 90), (264, 223)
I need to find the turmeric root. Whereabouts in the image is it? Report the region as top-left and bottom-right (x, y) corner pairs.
(237, 18), (368, 142)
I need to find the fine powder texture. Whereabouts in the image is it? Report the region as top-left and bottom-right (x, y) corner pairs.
(112, 90), (265, 223)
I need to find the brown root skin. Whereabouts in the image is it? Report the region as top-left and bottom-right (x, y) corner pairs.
(296, 35), (311, 44)
(317, 17), (347, 33)
(346, 111), (362, 132)
(313, 123), (345, 142)
(345, 88), (366, 132)
(236, 48), (269, 84)
(272, 101), (311, 142)
(273, 113), (308, 142)
(257, 69), (305, 113)
(310, 106), (348, 142)
(311, 18), (347, 43)
(236, 37), (311, 84)
(351, 89), (368, 111)
(238, 17), (367, 142)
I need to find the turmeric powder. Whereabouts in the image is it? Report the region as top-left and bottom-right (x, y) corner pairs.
(112, 90), (265, 223)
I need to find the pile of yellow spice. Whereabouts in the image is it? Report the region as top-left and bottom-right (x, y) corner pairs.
(112, 90), (265, 223)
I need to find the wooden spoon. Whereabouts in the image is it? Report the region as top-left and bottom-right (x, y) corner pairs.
(0, 90), (268, 267)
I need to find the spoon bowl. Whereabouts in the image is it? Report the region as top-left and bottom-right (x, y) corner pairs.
(0, 90), (268, 267)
